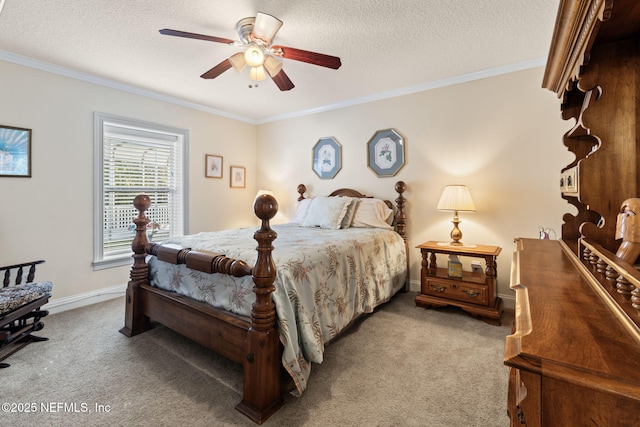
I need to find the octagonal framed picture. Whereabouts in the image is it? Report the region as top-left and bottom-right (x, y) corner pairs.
(367, 128), (405, 177)
(312, 137), (342, 179)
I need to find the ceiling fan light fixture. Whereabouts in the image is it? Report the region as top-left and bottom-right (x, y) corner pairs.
(249, 65), (266, 82)
(251, 12), (283, 45)
(244, 44), (265, 67)
(160, 12), (341, 91)
(264, 56), (283, 77)
(229, 52), (247, 72)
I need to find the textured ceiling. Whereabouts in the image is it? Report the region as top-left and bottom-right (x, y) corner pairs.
(0, 0), (559, 123)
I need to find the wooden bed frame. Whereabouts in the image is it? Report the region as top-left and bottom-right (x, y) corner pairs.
(120, 181), (408, 424)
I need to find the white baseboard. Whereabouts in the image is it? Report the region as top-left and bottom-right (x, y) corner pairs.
(43, 280), (516, 315)
(44, 284), (127, 315)
(407, 279), (516, 311)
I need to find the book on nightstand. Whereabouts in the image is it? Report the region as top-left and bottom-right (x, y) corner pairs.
(447, 255), (463, 278)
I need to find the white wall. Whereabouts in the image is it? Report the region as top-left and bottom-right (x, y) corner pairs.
(0, 60), (257, 305)
(0, 59), (573, 311)
(256, 67), (573, 306)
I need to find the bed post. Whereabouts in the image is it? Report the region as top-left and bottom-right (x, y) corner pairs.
(236, 194), (283, 424)
(120, 195), (152, 337)
(394, 181), (410, 292)
(296, 184), (306, 201)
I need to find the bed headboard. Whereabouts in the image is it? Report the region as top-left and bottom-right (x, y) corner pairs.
(296, 181), (407, 237)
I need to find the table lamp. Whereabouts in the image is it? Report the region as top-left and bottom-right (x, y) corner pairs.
(437, 185), (476, 245)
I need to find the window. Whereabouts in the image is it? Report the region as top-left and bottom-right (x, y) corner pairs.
(93, 112), (188, 270)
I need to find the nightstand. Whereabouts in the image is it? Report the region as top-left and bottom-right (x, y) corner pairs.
(415, 240), (503, 325)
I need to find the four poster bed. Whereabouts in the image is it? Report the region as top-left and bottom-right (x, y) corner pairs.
(120, 181), (408, 423)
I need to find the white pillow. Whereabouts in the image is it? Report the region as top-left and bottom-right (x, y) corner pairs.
(290, 198), (313, 224)
(302, 196), (352, 229)
(340, 198), (359, 228)
(350, 198), (394, 229)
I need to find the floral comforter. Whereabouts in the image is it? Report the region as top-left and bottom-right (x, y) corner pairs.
(148, 223), (407, 394)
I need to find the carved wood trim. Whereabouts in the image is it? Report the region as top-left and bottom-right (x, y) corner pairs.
(144, 243), (252, 277)
(567, 239), (640, 345)
(1, 260), (45, 287)
(542, 0), (612, 98)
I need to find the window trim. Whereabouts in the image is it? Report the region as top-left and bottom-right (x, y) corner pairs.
(93, 112), (189, 270)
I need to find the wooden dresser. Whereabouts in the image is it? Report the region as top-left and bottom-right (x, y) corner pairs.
(505, 1), (640, 425)
(506, 238), (640, 426)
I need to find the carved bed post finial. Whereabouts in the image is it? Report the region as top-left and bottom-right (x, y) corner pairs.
(297, 184), (307, 201)
(394, 181), (409, 291)
(394, 181), (407, 239)
(251, 194), (278, 331)
(130, 195), (151, 285)
(237, 193), (283, 423)
(120, 194), (152, 337)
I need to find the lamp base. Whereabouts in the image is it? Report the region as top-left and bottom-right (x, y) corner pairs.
(450, 215), (463, 245)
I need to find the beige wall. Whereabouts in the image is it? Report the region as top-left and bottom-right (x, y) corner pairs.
(0, 61), (257, 303)
(256, 67), (573, 306)
(1, 59), (573, 310)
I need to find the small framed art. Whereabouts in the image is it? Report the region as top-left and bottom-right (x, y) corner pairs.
(367, 128), (405, 177)
(312, 137), (342, 179)
(0, 125), (32, 177)
(205, 154), (223, 178)
(230, 166), (246, 188)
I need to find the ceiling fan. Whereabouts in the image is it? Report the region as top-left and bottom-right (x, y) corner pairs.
(160, 12), (342, 91)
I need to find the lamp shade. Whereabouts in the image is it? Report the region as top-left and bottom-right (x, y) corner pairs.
(249, 65), (266, 81)
(251, 12), (283, 45)
(437, 185), (476, 212)
(264, 55), (283, 77)
(229, 52), (247, 72)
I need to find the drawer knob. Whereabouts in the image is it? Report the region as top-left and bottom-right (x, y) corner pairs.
(463, 290), (480, 298)
(430, 284), (446, 293)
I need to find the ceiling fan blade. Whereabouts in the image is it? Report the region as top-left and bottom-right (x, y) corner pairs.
(251, 12), (283, 45)
(159, 29), (235, 45)
(271, 45), (342, 69)
(200, 59), (233, 79)
(270, 69), (295, 91)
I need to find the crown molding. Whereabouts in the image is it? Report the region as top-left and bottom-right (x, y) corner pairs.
(0, 49), (255, 124)
(1, 49), (545, 125)
(257, 57), (547, 124)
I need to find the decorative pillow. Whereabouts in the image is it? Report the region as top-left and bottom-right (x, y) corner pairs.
(290, 198), (313, 224)
(302, 196), (352, 229)
(340, 197), (359, 229)
(350, 198), (394, 229)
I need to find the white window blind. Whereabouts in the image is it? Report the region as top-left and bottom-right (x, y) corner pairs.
(93, 113), (188, 269)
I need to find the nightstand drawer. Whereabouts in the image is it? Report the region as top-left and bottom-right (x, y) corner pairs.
(424, 278), (488, 305)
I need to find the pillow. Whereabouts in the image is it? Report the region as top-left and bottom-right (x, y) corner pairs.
(350, 198), (394, 229)
(340, 197), (359, 229)
(302, 196), (352, 229)
(290, 198), (313, 224)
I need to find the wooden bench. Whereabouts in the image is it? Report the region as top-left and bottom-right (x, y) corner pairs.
(0, 260), (52, 368)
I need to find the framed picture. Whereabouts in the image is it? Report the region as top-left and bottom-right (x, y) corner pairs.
(0, 125), (32, 177)
(367, 128), (405, 177)
(312, 137), (342, 179)
(230, 166), (246, 188)
(205, 154), (223, 178)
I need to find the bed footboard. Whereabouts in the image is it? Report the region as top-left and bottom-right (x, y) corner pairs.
(120, 193), (283, 424)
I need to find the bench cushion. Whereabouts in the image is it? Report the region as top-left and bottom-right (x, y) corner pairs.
(0, 281), (53, 316)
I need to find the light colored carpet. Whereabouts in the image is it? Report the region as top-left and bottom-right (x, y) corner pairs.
(2, 292), (511, 426)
